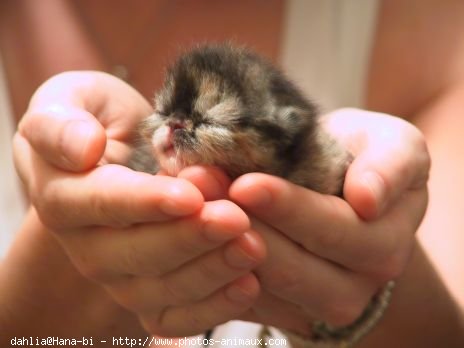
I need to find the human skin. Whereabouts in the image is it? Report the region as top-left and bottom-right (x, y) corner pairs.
(10, 72), (435, 341)
(2, 0), (464, 345)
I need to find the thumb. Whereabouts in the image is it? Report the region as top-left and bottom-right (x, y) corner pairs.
(19, 105), (106, 172)
(344, 129), (430, 220)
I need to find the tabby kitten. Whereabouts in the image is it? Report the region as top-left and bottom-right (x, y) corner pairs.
(129, 44), (351, 195)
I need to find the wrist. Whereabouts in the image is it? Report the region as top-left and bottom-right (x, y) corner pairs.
(0, 208), (145, 341)
(269, 281), (395, 348)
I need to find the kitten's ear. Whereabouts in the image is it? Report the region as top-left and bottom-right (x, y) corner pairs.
(274, 106), (312, 135)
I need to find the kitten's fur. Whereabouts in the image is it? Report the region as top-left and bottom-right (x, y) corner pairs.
(130, 44), (351, 195)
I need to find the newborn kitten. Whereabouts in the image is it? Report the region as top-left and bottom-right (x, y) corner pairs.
(129, 44), (351, 195)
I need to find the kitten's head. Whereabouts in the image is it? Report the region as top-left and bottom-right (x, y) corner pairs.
(140, 44), (316, 178)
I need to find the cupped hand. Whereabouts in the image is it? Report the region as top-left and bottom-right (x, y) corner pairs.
(13, 71), (266, 336)
(227, 108), (430, 333)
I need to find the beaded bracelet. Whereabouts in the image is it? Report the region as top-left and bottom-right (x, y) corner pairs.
(260, 281), (396, 348)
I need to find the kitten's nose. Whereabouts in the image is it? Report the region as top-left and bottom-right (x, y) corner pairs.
(167, 120), (185, 131)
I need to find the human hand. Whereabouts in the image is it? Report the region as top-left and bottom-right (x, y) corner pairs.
(14, 71), (266, 336)
(227, 108), (430, 333)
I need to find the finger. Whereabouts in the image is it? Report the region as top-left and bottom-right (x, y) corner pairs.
(20, 71), (152, 171)
(251, 217), (377, 327)
(230, 174), (422, 280)
(344, 129), (430, 219)
(177, 165), (231, 201)
(29, 151), (204, 229)
(158, 230), (265, 306)
(19, 106), (107, 172)
(106, 231), (265, 313)
(141, 274), (260, 337)
(64, 200), (252, 280)
(324, 108), (431, 219)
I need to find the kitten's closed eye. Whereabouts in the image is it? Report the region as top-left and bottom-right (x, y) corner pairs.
(129, 43), (351, 196)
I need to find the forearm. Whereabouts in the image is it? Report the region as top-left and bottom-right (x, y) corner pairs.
(0, 208), (146, 344)
(358, 241), (464, 347)
(412, 84), (464, 308)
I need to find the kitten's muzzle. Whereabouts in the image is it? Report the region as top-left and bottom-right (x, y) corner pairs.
(167, 120), (186, 132)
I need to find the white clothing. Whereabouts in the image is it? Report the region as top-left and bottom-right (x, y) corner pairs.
(282, 0), (379, 112)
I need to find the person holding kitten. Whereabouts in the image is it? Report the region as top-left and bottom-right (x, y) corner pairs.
(2, 0), (464, 347)
(9, 70), (435, 346)
(8, 74), (463, 347)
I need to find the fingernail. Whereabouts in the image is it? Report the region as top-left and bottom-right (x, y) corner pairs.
(361, 171), (386, 215)
(62, 120), (98, 168)
(225, 283), (253, 304)
(159, 198), (182, 216)
(202, 172), (227, 200)
(159, 183), (187, 215)
(160, 196), (196, 217)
